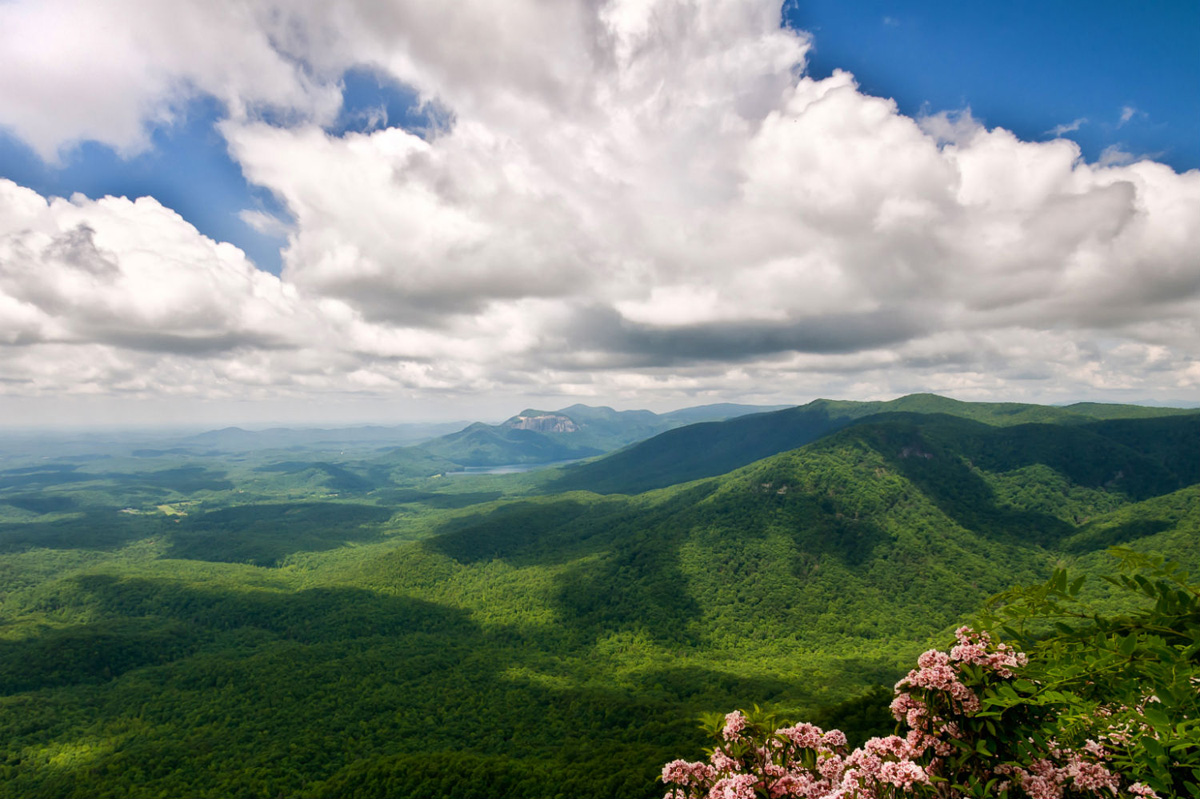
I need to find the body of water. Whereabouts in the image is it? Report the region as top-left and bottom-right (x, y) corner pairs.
(446, 459), (585, 475)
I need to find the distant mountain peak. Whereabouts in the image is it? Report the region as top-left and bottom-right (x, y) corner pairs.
(557, 403), (616, 414)
(502, 413), (581, 433)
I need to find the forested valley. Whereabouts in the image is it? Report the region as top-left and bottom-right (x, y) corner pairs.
(1, 395), (1198, 798)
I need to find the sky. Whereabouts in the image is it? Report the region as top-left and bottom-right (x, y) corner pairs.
(0, 0), (1197, 427)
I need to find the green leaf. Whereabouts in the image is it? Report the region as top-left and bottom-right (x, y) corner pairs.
(1143, 705), (1170, 728)
(1142, 737), (1166, 760)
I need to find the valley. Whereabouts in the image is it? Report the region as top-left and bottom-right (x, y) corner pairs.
(0, 396), (1197, 798)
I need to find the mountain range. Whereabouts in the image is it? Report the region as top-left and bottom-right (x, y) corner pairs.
(413, 402), (790, 466)
(1, 393), (1198, 798)
(549, 393), (1199, 494)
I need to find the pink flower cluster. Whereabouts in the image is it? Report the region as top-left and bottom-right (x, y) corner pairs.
(722, 711), (747, 741)
(663, 627), (1159, 799)
(663, 716), (929, 799)
(891, 628), (1028, 724)
(948, 626), (1028, 677)
(662, 759), (716, 789)
(995, 751), (1121, 799)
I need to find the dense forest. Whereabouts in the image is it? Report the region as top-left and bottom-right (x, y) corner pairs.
(0, 396), (1197, 797)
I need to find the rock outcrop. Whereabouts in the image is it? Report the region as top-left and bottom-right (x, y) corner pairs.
(503, 413), (581, 433)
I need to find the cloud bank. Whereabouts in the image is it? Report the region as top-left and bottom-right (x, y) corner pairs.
(1, 0), (1198, 418)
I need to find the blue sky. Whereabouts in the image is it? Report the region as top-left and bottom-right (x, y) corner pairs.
(0, 0), (1198, 425)
(788, 0), (1198, 171)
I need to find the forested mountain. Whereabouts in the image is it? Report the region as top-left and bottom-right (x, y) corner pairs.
(415, 402), (789, 466)
(0, 396), (1197, 797)
(551, 394), (1199, 495)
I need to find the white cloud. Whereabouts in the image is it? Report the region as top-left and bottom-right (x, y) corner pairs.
(1, 0), (1199, 419)
(0, 0), (342, 161)
(916, 107), (984, 146)
(1046, 117), (1087, 136)
(0, 180), (311, 350)
(1098, 144), (1137, 167)
(238, 210), (292, 238)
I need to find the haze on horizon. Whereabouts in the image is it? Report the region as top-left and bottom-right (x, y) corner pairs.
(0, 0), (1197, 429)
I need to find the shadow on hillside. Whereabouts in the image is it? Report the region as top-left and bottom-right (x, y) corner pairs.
(795, 513), (891, 569)
(424, 487), (720, 644)
(0, 510), (166, 553)
(544, 407), (853, 496)
(1, 494), (78, 514)
(0, 465), (233, 508)
(966, 423), (1179, 501)
(425, 499), (598, 566)
(0, 617), (200, 694)
(865, 423), (1076, 546)
(0, 572), (481, 696)
(5, 571), (820, 799)
(0, 500), (394, 564)
(115, 466), (235, 493)
(1063, 517), (1174, 553)
(0, 464), (93, 490)
(553, 530), (704, 645)
(627, 664), (800, 705)
(165, 502), (394, 566)
(252, 461), (377, 493)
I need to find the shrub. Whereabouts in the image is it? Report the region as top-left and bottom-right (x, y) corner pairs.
(662, 549), (1199, 798)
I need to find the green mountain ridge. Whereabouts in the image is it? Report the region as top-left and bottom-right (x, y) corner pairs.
(551, 394), (1200, 495)
(399, 412), (1200, 649)
(415, 401), (790, 467)
(0, 396), (1197, 797)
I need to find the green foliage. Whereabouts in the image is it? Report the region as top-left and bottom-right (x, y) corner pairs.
(166, 502), (394, 566)
(978, 550), (1200, 796)
(666, 556), (1199, 798)
(548, 402), (861, 494)
(553, 397), (1200, 497)
(0, 398), (1196, 797)
(807, 684), (896, 749)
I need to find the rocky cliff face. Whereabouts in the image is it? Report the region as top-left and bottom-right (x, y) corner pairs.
(503, 413), (580, 433)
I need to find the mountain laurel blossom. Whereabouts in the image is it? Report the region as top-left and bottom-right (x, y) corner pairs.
(662, 628), (1159, 799)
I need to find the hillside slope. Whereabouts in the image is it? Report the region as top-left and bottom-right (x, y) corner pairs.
(397, 413), (1197, 653)
(550, 394), (1199, 495)
(2, 405), (1198, 798)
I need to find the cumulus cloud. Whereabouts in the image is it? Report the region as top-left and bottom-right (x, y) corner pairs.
(0, 0), (342, 160)
(0, 178), (538, 399)
(0, 179), (324, 366)
(0, 0), (1199, 416)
